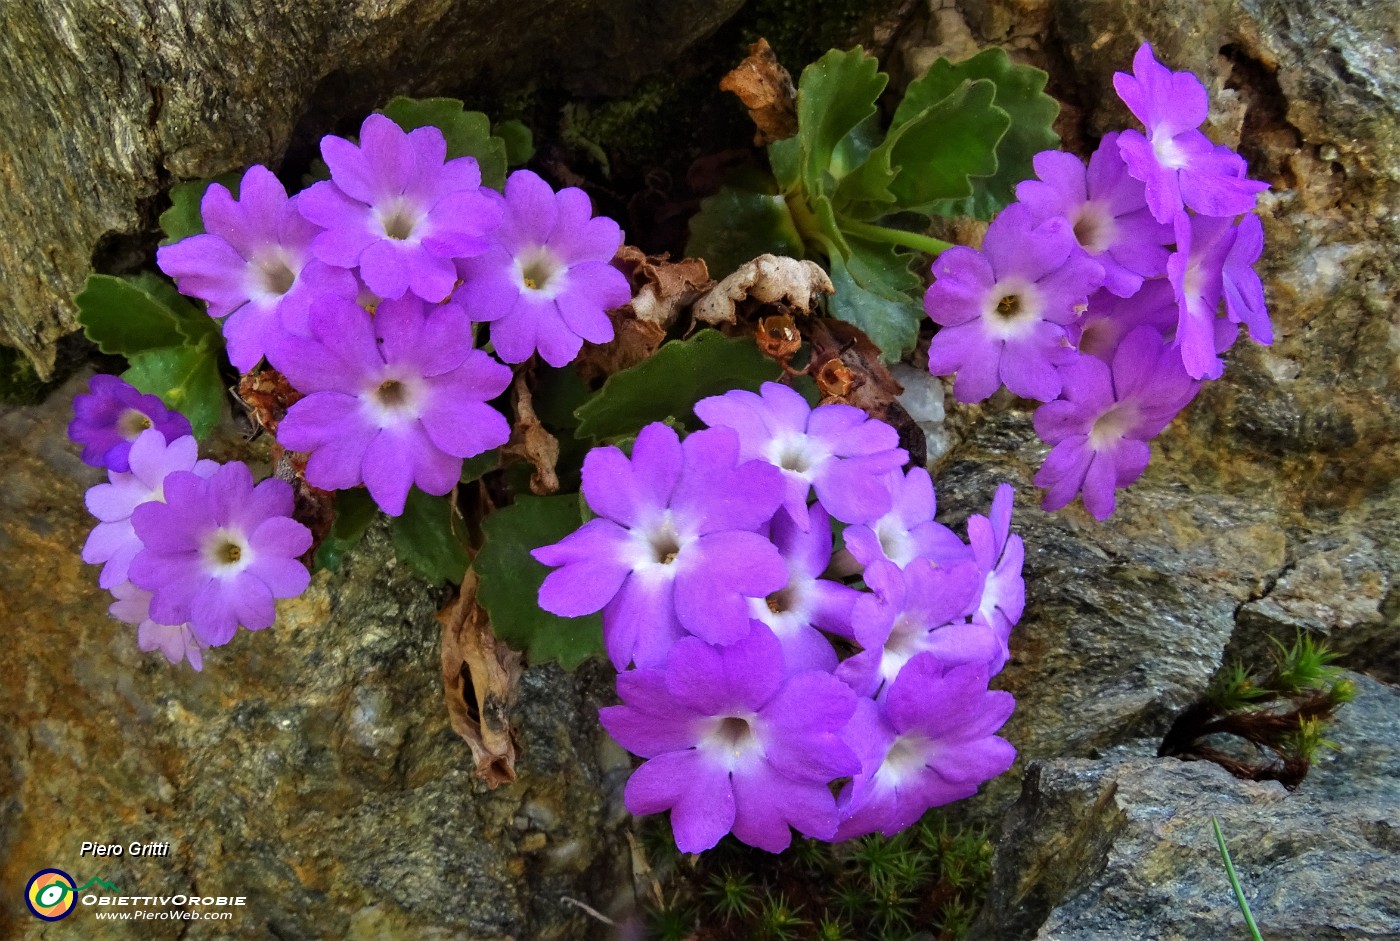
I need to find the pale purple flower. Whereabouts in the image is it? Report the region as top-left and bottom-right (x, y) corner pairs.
(272, 295), (512, 517)
(925, 203), (1104, 403)
(843, 467), (971, 570)
(1015, 136), (1173, 298)
(129, 461), (312, 646)
(836, 559), (1002, 699)
(299, 114), (503, 303)
(68, 374), (193, 471)
(1073, 281), (1179, 362)
(834, 655), (1016, 840)
(82, 430), (218, 590)
(693, 382), (907, 526)
(1113, 43), (1268, 222)
(1168, 213), (1272, 380)
(533, 423), (787, 669)
(455, 170), (631, 366)
(747, 504), (860, 673)
(109, 582), (205, 671)
(600, 625), (859, 853)
(966, 484), (1025, 644)
(156, 165), (356, 371)
(1034, 326), (1200, 518)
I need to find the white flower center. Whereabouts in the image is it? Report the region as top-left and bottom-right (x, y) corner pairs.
(874, 733), (933, 789)
(250, 247), (299, 299)
(361, 370), (426, 427)
(377, 197), (424, 242)
(984, 279), (1044, 339)
(203, 528), (252, 577)
(1151, 130), (1189, 170)
(1090, 402), (1139, 449)
(118, 408), (154, 440)
(1071, 201), (1118, 254)
(699, 713), (764, 772)
(515, 246), (567, 299)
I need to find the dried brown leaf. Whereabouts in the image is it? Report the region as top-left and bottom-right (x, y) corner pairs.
(502, 371), (560, 495)
(692, 254), (833, 327)
(437, 569), (523, 788)
(235, 366), (302, 436)
(720, 38), (798, 145)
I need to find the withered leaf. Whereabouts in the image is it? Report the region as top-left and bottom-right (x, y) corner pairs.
(502, 371), (561, 495)
(692, 254), (833, 326)
(807, 318), (926, 466)
(720, 38), (798, 145)
(437, 569), (523, 788)
(235, 366), (303, 436)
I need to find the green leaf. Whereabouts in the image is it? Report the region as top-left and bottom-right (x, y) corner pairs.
(76, 274), (198, 356)
(825, 240), (924, 363)
(883, 78), (1008, 211)
(902, 48), (1060, 219)
(124, 271), (220, 346)
(794, 47), (888, 197)
(389, 488), (469, 584)
(686, 185), (804, 278)
(313, 488), (378, 573)
(459, 449), (501, 484)
(493, 119), (535, 166)
(381, 96), (508, 191)
(475, 494), (603, 669)
(768, 137), (801, 192)
(122, 341), (226, 438)
(158, 171), (243, 246)
(574, 330), (782, 440)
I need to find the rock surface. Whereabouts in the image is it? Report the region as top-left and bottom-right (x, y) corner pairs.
(0, 375), (631, 940)
(0, 0), (745, 376)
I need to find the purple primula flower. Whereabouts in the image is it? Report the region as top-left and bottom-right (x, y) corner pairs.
(747, 504), (860, 673)
(925, 203), (1104, 404)
(1167, 213), (1272, 380)
(455, 169), (631, 367)
(600, 625), (859, 853)
(1034, 326), (1200, 518)
(156, 165), (356, 371)
(1015, 136), (1173, 298)
(129, 461), (312, 647)
(1073, 281), (1179, 362)
(299, 113), (503, 303)
(109, 582), (205, 671)
(693, 382), (907, 527)
(966, 484), (1025, 644)
(1113, 43), (1267, 222)
(533, 423), (788, 669)
(834, 655), (1016, 840)
(843, 466), (971, 571)
(82, 430), (218, 590)
(68, 374), (193, 472)
(272, 294), (512, 517)
(836, 559), (1001, 698)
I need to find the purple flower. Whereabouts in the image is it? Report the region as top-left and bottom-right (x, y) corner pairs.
(925, 203), (1104, 404)
(836, 559), (1001, 699)
(1113, 43), (1267, 222)
(272, 295), (512, 517)
(129, 461), (312, 646)
(455, 170), (631, 366)
(82, 430), (218, 589)
(533, 423), (788, 669)
(299, 114), (503, 303)
(156, 165), (356, 371)
(109, 582), (205, 671)
(1168, 212), (1272, 379)
(834, 655), (1016, 840)
(1015, 136), (1173, 298)
(600, 625), (859, 853)
(1073, 282), (1179, 363)
(68, 374), (193, 471)
(693, 382), (907, 526)
(1034, 326), (1200, 518)
(966, 484), (1025, 644)
(843, 467), (971, 570)
(747, 504), (860, 673)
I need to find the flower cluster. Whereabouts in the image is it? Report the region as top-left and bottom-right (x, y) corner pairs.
(157, 113), (629, 516)
(924, 43), (1269, 518)
(533, 383), (1021, 852)
(72, 376), (312, 670)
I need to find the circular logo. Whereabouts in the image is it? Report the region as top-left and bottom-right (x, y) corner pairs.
(25, 869), (77, 921)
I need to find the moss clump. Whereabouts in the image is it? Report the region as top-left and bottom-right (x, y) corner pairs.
(0, 342), (61, 405)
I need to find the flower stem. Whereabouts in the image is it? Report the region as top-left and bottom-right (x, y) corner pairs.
(1212, 817), (1265, 941)
(839, 218), (952, 257)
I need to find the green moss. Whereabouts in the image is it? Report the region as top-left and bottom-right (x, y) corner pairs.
(0, 342), (61, 405)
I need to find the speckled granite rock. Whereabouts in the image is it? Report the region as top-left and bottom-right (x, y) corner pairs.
(0, 0), (746, 376)
(969, 673), (1400, 941)
(0, 376), (631, 940)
